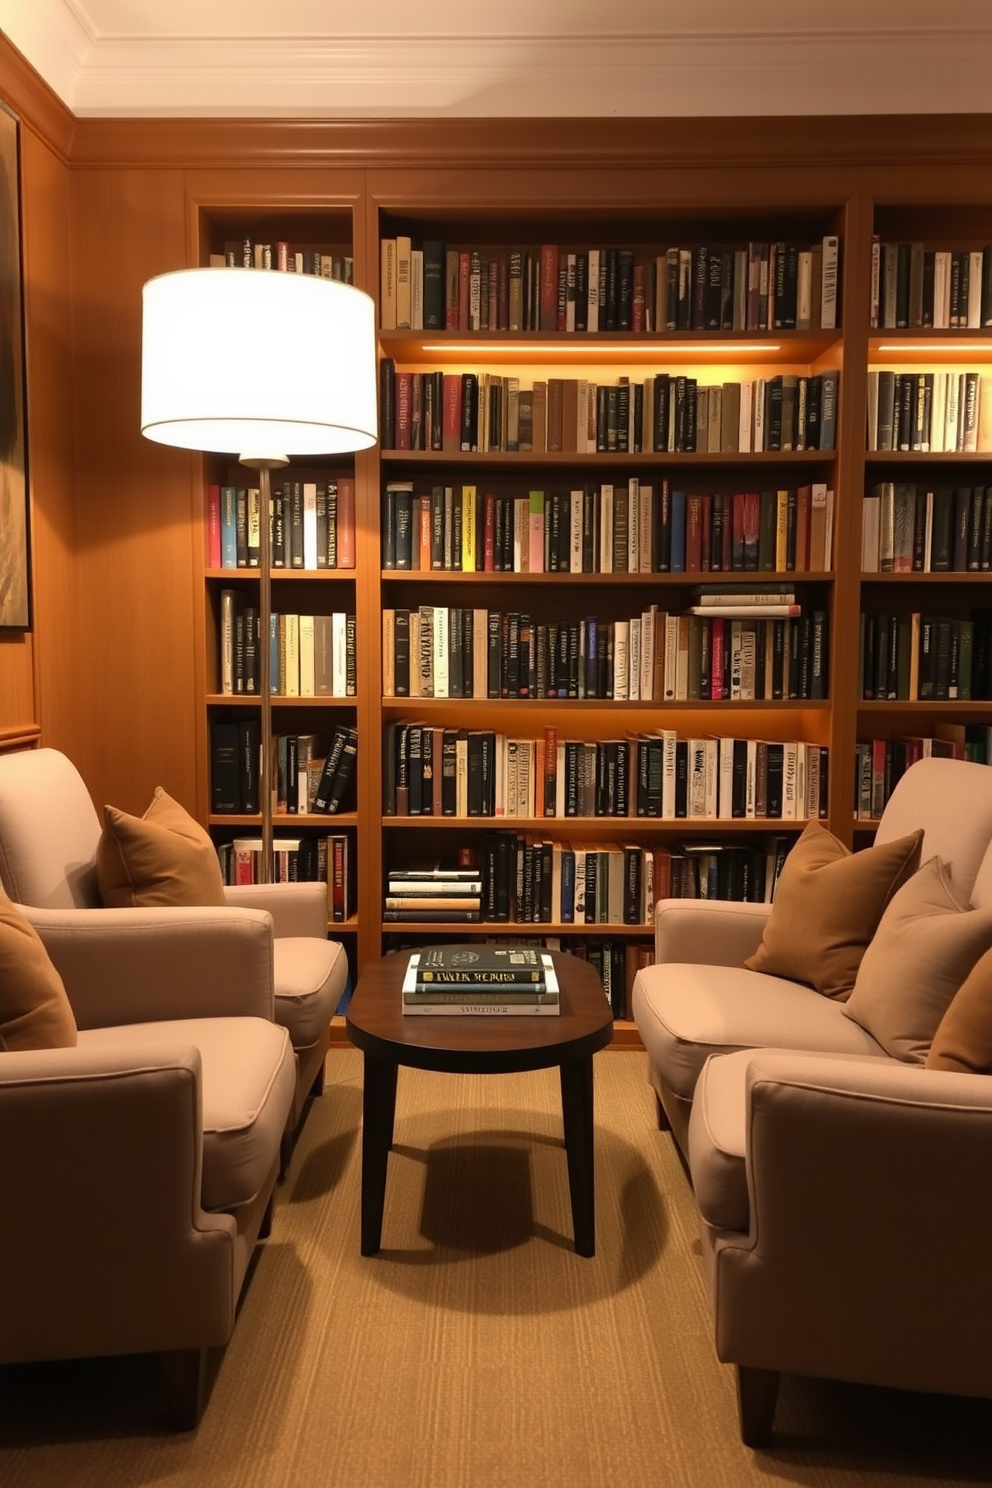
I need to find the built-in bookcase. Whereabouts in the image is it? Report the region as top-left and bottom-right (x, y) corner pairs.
(183, 150), (992, 1040)
(367, 197), (849, 1031)
(857, 203), (992, 827)
(195, 203), (365, 990)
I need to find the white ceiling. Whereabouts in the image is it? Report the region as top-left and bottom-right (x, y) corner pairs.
(3, 0), (992, 119)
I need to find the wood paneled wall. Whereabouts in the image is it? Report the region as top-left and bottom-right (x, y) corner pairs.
(0, 49), (73, 760)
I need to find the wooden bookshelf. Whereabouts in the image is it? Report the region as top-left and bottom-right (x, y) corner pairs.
(48, 117), (992, 1041)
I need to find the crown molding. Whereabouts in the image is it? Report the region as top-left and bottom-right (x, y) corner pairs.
(63, 113), (992, 178)
(3, 12), (992, 119)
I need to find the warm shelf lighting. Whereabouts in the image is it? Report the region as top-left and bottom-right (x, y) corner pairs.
(874, 342), (992, 354)
(140, 267), (378, 880)
(419, 341), (781, 356)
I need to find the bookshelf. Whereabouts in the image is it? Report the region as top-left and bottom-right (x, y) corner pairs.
(173, 136), (992, 1041)
(195, 202), (367, 989)
(856, 203), (992, 827)
(364, 196), (849, 1028)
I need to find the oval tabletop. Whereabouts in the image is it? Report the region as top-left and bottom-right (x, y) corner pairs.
(346, 949), (614, 1075)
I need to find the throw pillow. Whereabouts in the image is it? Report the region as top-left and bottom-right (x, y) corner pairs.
(743, 820), (924, 1000)
(843, 856), (992, 1063)
(0, 884), (77, 1050)
(97, 787), (227, 908)
(927, 944), (992, 1074)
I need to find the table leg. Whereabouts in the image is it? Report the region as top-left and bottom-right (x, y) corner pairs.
(360, 1054), (398, 1256)
(559, 1056), (595, 1257)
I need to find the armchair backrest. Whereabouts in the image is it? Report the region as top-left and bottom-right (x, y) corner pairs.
(875, 755), (992, 900)
(0, 749), (103, 909)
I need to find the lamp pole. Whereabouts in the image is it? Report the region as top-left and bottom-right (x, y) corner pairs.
(240, 456), (288, 884)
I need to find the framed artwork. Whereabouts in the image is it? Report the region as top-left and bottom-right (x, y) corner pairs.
(0, 101), (30, 631)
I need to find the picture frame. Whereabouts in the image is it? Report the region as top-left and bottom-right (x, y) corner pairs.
(0, 100), (30, 632)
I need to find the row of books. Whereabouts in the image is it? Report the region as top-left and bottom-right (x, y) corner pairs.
(381, 605), (827, 704)
(859, 611), (992, 702)
(213, 240), (354, 281)
(382, 481), (834, 576)
(869, 241), (992, 330)
(865, 370), (992, 454)
(210, 720), (358, 816)
(216, 831), (354, 922)
(401, 946), (562, 1016)
(208, 479), (356, 571)
(853, 734), (992, 821)
(383, 721), (829, 824)
(267, 731), (357, 816)
(387, 830), (797, 931)
(380, 237), (840, 334)
(380, 364), (840, 455)
(218, 593), (356, 698)
(861, 484), (992, 574)
(385, 867), (482, 922)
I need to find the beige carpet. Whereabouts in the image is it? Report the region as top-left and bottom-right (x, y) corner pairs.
(1, 1049), (989, 1488)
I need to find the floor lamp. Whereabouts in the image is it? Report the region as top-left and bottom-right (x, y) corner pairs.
(140, 266), (378, 882)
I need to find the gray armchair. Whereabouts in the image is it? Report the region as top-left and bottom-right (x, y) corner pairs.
(0, 748), (347, 1149)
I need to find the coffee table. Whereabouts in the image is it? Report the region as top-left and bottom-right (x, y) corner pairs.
(346, 949), (614, 1257)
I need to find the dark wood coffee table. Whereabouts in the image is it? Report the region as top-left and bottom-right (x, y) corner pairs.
(346, 949), (614, 1257)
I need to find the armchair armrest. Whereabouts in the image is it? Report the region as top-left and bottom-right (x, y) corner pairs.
(709, 1051), (992, 1397)
(22, 905), (274, 1029)
(223, 881), (329, 939)
(0, 1042), (236, 1363)
(655, 898), (771, 966)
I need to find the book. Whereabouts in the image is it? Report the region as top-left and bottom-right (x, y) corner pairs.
(413, 944), (550, 986)
(401, 997), (560, 1016)
(312, 725), (358, 813)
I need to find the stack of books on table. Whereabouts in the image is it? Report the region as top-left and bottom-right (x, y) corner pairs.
(384, 867), (481, 922)
(401, 945), (560, 1015)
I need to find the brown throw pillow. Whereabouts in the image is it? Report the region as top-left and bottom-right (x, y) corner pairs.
(927, 944), (992, 1074)
(843, 856), (992, 1062)
(744, 820), (924, 1000)
(0, 885), (77, 1050)
(97, 787), (227, 908)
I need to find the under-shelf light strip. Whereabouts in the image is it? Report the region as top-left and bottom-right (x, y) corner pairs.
(420, 342), (781, 356)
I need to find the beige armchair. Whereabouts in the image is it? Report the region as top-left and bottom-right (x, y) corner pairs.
(0, 748), (347, 1151)
(632, 757), (992, 1444)
(0, 897), (296, 1427)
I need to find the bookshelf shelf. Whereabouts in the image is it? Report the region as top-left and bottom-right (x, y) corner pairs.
(381, 328), (840, 367)
(382, 815), (812, 834)
(380, 449), (836, 468)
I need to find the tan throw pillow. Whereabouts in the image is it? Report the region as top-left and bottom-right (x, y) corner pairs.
(0, 885), (77, 1050)
(843, 856), (992, 1063)
(744, 820), (924, 1000)
(97, 787), (227, 908)
(927, 945), (992, 1074)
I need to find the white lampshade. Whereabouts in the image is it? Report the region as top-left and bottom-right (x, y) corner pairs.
(140, 267), (378, 458)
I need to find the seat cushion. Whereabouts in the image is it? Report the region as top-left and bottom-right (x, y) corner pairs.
(96, 788), (227, 909)
(743, 821), (924, 1000)
(0, 886), (77, 1051)
(80, 1017), (295, 1211)
(272, 937), (347, 1050)
(632, 961), (884, 1104)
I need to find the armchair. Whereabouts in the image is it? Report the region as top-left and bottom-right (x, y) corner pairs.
(0, 748), (347, 1147)
(0, 898), (296, 1427)
(631, 756), (992, 1444)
